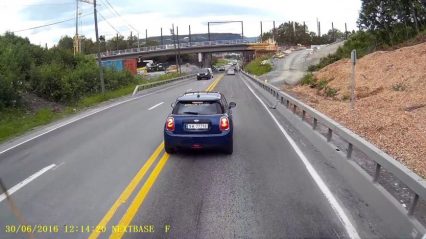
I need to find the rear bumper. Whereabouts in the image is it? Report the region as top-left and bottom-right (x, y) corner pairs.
(197, 75), (211, 80)
(164, 130), (232, 149)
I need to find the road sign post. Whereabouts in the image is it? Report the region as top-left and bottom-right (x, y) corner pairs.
(350, 49), (357, 110)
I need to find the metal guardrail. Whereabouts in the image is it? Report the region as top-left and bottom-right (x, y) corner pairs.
(241, 70), (426, 217)
(132, 74), (196, 96)
(101, 40), (249, 57)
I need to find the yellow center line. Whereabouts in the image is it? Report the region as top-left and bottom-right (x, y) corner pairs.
(88, 142), (164, 239)
(90, 74), (225, 239)
(109, 153), (170, 239)
(206, 74), (224, 91)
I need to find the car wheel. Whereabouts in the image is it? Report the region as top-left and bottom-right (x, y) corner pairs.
(165, 143), (176, 154)
(224, 141), (233, 155)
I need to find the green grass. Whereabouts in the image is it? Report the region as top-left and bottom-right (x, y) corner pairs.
(244, 57), (273, 76)
(76, 84), (136, 108)
(0, 72), (185, 143)
(0, 108), (62, 142)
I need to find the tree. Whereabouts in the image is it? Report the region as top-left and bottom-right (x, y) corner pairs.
(57, 36), (74, 51)
(80, 36), (97, 54)
(358, 0), (426, 44)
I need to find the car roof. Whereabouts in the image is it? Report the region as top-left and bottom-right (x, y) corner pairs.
(177, 92), (222, 101)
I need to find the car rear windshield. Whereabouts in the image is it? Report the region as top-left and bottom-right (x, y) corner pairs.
(173, 101), (223, 115)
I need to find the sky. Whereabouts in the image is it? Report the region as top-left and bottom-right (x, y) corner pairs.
(0, 0), (362, 47)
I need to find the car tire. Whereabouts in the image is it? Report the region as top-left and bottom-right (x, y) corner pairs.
(165, 143), (176, 154)
(224, 141), (233, 155)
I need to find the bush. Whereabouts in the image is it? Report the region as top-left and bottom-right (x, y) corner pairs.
(317, 79), (328, 90)
(244, 56), (273, 76)
(325, 87), (338, 97)
(309, 31), (378, 72)
(301, 73), (316, 86)
(392, 82), (407, 91)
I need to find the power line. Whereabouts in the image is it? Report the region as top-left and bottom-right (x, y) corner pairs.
(12, 12), (92, 33)
(0, 1), (74, 7)
(101, 0), (139, 33)
(98, 11), (121, 34)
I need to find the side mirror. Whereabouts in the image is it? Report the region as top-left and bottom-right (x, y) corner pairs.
(171, 102), (175, 108)
(228, 102), (236, 109)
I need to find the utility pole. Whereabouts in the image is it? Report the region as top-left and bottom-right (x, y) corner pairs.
(208, 22), (211, 41)
(241, 21), (244, 41)
(177, 26), (182, 74)
(145, 29), (148, 45)
(318, 21), (321, 37)
(74, 0), (80, 55)
(345, 23), (348, 39)
(260, 21), (263, 42)
(130, 31), (132, 48)
(171, 24), (179, 72)
(273, 21), (276, 43)
(350, 50), (357, 110)
(94, 0), (105, 93)
(137, 33), (140, 48)
(116, 33), (118, 50)
(332, 22), (335, 42)
(160, 27), (163, 45)
(189, 25), (192, 46)
(317, 18), (320, 37)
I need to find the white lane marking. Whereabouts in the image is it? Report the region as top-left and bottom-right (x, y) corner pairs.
(52, 162), (65, 170)
(0, 91), (159, 156)
(240, 76), (361, 239)
(148, 102), (164, 111)
(0, 164), (56, 203)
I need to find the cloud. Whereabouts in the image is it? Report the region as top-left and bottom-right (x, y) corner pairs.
(1, 0), (362, 47)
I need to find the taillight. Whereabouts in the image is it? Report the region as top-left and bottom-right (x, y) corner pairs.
(166, 117), (175, 131)
(219, 116), (230, 131)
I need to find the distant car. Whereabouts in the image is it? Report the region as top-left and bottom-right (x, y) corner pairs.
(218, 66), (225, 71)
(227, 68), (235, 75)
(197, 68), (213, 80)
(164, 92), (237, 154)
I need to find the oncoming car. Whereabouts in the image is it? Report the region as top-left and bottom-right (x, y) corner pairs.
(164, 92), (236, 154)
(197, 68), (213, 80)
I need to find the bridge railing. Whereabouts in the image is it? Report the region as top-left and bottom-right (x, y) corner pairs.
(241, 70), (426, 232)
(100, 39), (248, 57)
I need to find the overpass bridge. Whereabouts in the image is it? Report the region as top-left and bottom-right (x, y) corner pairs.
(99, 40), (277, 66)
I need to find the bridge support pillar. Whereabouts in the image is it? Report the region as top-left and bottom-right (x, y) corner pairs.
(242, 51), (255, 66)
(201, 53), (212, 68)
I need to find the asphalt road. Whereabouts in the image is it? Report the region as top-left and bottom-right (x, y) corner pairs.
(260, 42), (345, 87)
(0, 72), (398, 239)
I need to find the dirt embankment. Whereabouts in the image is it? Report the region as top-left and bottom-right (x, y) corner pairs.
(288, 43), (426, 178)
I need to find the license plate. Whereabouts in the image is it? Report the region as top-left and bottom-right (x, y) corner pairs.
(186, 123), (208, 130)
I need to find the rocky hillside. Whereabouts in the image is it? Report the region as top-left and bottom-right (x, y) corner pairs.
(288, 42), (426, 178)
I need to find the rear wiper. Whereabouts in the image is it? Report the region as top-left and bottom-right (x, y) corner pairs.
(182, 111), (199, 115)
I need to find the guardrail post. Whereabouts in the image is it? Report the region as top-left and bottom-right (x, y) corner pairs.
(408, 193), (419, 216)
(302, 110), (306, 121)
(313, 118), (318, 130)
(347, 143), (353, 159)
(286, 100), (290, 108)
(373, 163), (381, 182)
(327, 128), (332, 142)
(293, 104), (297, 113)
